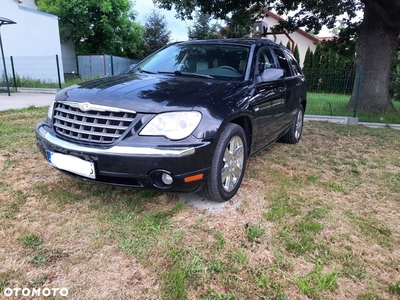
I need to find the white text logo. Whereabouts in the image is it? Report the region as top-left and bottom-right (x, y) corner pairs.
(3, 287), (69, 297)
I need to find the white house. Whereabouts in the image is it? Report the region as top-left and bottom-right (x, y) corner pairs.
(256, 10), (320, 66)
(0, 0), (77, 83)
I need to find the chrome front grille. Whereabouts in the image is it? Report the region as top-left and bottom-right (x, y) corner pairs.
(53, 102), (136, 144)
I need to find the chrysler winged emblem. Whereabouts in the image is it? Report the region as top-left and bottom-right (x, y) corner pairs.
(61, 101), (137, 114)
(79, 102), (91, 112)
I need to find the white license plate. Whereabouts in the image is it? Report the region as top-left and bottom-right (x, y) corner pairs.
(46, 151), (96, 179)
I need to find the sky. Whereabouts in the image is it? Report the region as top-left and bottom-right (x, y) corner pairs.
(133, 0), (192, 41)
(132, 0), (333, 41)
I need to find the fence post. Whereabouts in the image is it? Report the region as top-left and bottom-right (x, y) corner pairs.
(353, 66), (363, 118)
(56, 54), (62, 89)
(10, 56), (17, 89)
(0, 33), (11, 96)
(111, 55), (114, 76)
(103, 54), (106, 77)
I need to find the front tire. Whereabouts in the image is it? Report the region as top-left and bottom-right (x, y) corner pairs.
(280, 105), (304, 144)
(201, 123), (247, 202)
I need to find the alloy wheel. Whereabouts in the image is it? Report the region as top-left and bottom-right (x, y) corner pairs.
(221, 135), (244, 192)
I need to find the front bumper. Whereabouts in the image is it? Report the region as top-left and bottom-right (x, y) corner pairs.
(36, 121), (213, 192)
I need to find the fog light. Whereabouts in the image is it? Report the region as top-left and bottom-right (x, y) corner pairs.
(161, 173), (173, 185)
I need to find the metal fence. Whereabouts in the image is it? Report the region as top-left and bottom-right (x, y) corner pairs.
(0, 54), (138, 88)
(303, 67), (400, 123)
(77, 54), (138, 79)
(0, 55), (64, 88)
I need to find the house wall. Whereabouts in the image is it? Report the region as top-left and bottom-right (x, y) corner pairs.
(260, 14), (317, 67)
(0, 0), (68, 82)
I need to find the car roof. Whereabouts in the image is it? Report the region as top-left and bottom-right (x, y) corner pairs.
(176, 38), (282, 48)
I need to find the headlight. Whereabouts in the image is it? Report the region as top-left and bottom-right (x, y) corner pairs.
(140, 111), (202, 140)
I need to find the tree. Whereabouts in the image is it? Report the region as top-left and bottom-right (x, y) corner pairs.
(303, 46), (313, 69)
(330, 18), (347, 36)
(285, 41), (291, 51)
(320, 33), (356, 69)
(188, 12), (220, 40)
(219, 8), (254, 38)
(346, 3), (399, 112)
(142, 9), (171, 57)
(154, 0), (400, 113)
(293, 44), (300, 62)
(302, 46), (314, 91)
(390, 47), (400, 101)
(303, 42), (356, 95)
(313, 42), (322, 69)
(36, 0), (144, 58)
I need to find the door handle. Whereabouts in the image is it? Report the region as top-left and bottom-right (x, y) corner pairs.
(274, 87), (286, 93)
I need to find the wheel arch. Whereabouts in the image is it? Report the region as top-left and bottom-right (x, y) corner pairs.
(229, 115), (253, 157)
(301, 99), (307, 112)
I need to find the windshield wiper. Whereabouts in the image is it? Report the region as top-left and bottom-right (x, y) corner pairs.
(158, 70), (214, 79)
(137, 68), (157, 74)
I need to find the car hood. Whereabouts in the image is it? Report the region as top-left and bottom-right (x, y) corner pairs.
(56, 73), (242, 113)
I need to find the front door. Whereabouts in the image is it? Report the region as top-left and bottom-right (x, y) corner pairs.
(251, 48), (287, 150)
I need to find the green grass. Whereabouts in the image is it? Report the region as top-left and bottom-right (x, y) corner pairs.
(245, 223), (265, 243)
(28, 251), (51, 267)
(344, 210), (394, 249)
(295, 264), (338, 298)
(2, 75), (96, 90)
(389, 281), (400, 296)
(0, 107), (48, 149)
(307, 92), (400, 123)
(20, 234), (43, 248)
(162, 262), (188, 300)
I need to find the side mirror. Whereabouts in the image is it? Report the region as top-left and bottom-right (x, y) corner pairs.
(261, 68), (285, 82)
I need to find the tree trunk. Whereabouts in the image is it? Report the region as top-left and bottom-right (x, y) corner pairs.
(348, 4), (399, 113)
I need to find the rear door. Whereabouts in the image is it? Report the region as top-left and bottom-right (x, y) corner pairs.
(272, 48), (305, 129)
(285, 49), (306, 112)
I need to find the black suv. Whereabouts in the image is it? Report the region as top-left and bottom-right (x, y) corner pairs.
(36, 38), (306, 202)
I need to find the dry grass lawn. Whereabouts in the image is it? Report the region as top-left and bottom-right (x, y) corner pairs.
(0, 107), (399, 299)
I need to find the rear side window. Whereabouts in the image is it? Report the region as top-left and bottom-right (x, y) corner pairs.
(285, 50), (303, 76)
(273, 49), (292, 77)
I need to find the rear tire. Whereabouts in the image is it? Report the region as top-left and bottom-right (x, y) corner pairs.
(280, 105), (304, 144)
(201, 123), (247, 202)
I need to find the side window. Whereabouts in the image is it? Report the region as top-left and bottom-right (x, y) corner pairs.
(257, 49), (275, 74)
(273, 49), (293, 77)
(286, 51), (303, 76)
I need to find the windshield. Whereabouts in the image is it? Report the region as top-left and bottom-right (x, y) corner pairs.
(133, 43), (250, 81)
